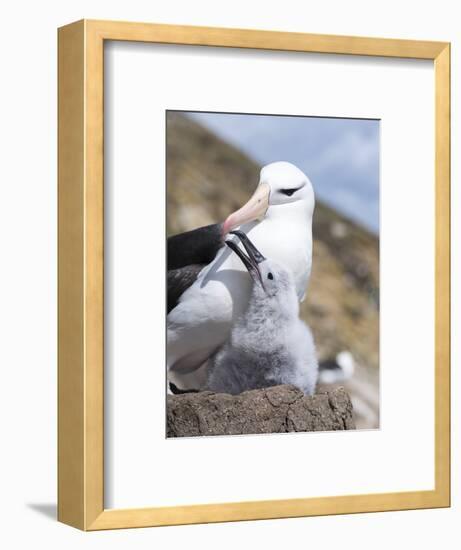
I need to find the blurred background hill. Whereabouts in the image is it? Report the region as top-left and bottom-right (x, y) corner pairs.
(167, 112), (379, 429)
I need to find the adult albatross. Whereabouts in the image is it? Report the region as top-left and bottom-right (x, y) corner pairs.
(167, 161), (315, 390)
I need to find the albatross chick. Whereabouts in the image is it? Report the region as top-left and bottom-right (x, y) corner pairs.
(207, 231), (318, 396)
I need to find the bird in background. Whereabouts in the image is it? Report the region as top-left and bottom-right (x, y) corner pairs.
(207, 231), (318, 396)
(167, 161), (315, 391)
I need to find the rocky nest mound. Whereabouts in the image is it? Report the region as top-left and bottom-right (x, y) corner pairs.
(167, 385), (355, 437)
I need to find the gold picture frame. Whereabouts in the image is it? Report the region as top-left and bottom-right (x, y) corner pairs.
(58, 19), (451, 530)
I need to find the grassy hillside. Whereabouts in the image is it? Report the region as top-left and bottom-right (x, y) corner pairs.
(166, 112), (379, 428)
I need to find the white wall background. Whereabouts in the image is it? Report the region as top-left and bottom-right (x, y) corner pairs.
(0, 0), (458, 548)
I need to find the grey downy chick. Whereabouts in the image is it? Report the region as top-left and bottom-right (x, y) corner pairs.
(207, 231), (318, 396)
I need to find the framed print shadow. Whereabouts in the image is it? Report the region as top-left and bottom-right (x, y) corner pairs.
(58, 19), (450, 530)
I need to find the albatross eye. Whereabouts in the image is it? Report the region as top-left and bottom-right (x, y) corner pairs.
(267, 273), (274, 280)
(281, 188), (298, 197)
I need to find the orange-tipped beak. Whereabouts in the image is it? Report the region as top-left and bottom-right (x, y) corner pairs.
(222, 183), (270, 236)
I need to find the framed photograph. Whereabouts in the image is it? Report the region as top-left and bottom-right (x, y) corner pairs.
(58, 19), (450, 530)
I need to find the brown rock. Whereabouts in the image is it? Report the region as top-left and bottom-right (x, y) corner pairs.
(166, 385), (355, 437)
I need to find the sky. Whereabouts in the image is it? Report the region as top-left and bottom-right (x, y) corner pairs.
(187, 112), (380, 234)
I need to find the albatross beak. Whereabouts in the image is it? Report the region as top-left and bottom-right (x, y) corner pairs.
(225, 230), (266, 287)
(222, 183), (270, 236)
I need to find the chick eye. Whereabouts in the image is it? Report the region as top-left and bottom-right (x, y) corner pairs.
(281, 188), (298, 197)
(267, 273), (274, 280)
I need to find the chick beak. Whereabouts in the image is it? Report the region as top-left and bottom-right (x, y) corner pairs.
(229, 230), (266, 264)
(225, 230), (266, 288)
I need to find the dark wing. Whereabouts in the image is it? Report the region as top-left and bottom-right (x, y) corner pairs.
(168, 223), (223, 270)
(169, 382), (200, 394)
(167, 223), (224, 313)
(167, 264), (204, 313)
